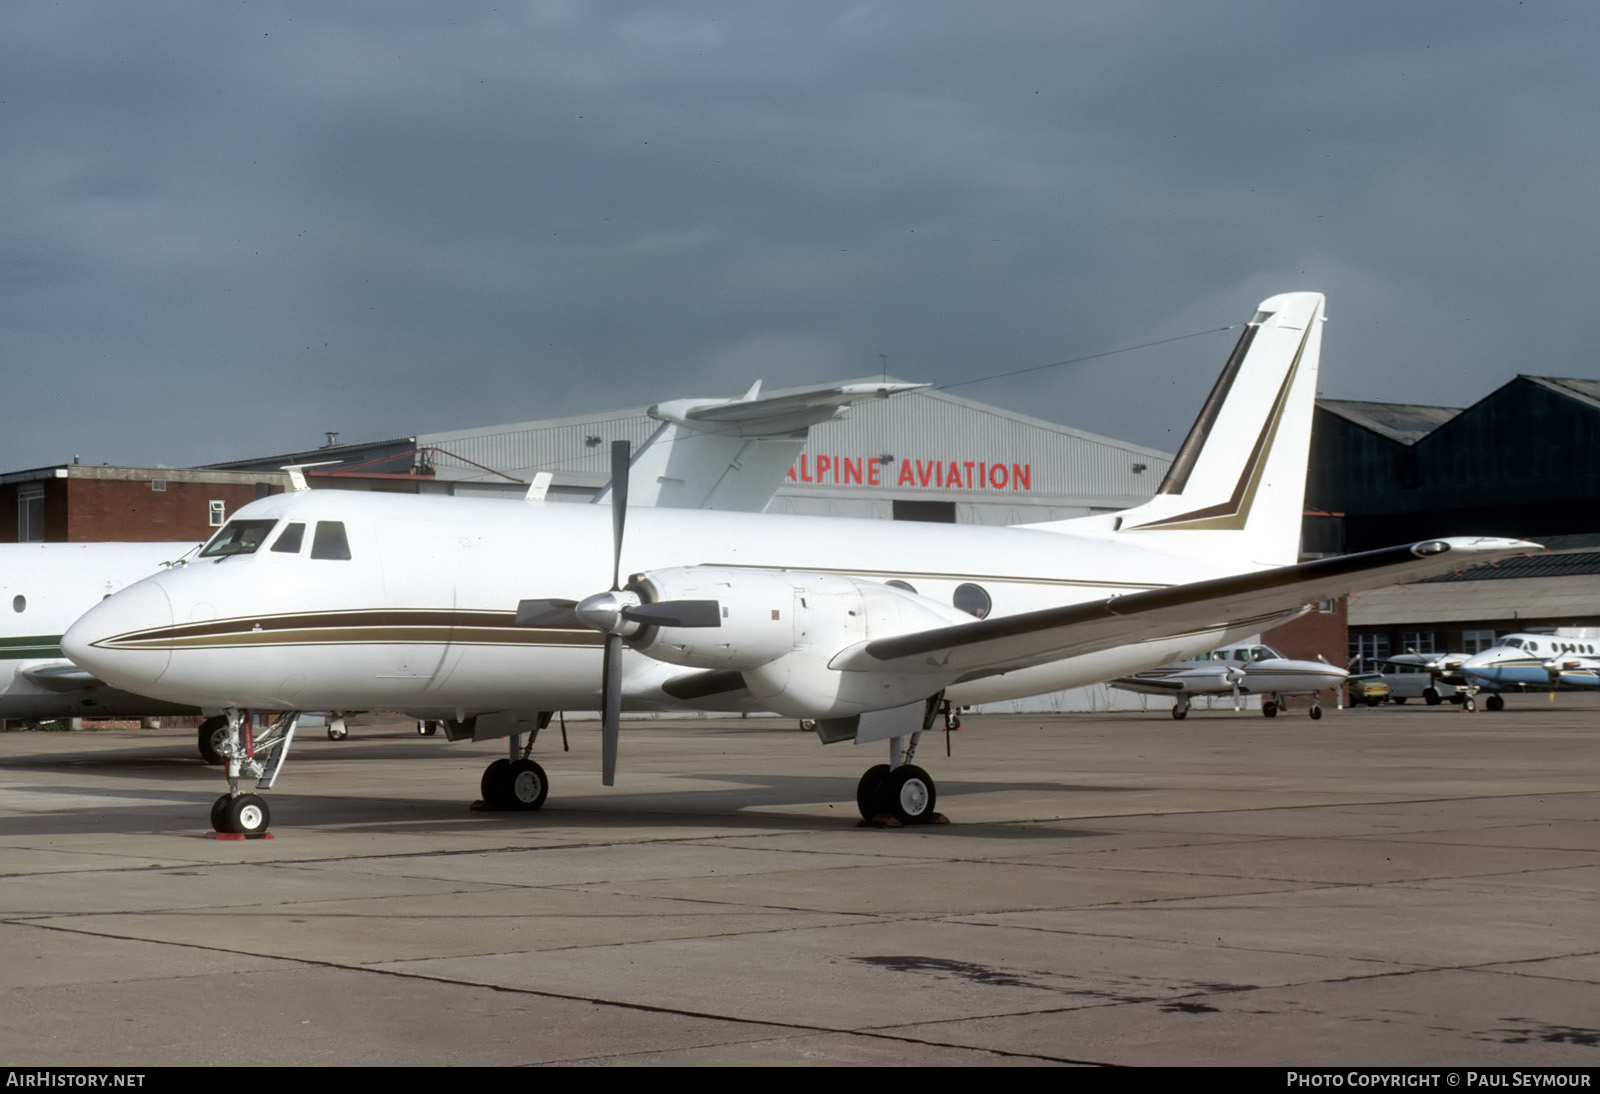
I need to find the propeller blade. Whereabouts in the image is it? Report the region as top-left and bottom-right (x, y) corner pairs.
(515, 598), (579, 626)
(621, 600), (722, 629)
(610, 440), (630, 591)
(601, 632), (621, 786)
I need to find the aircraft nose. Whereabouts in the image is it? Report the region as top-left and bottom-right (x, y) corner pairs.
(62, 578), (174, 690)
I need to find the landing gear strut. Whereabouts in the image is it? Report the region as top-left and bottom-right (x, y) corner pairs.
(209, 709), (300, 837)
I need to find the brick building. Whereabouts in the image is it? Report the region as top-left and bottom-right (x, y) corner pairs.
(2, 465), (288, 544)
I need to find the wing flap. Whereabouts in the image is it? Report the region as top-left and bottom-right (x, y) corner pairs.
(833, 537), (1539, 676)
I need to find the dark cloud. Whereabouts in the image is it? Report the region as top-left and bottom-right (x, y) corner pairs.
(5, 1), (1598, 470)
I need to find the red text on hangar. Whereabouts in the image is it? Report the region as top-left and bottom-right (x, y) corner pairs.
(786, 455), (1033, 491)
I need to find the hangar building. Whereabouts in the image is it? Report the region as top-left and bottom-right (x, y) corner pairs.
(1306, 375), (1600, 668)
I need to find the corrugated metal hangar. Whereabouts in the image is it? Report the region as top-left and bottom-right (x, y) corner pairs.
(211, 377), (1175, 525)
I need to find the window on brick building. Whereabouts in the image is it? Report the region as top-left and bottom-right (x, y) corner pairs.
(17, 487), (44, 542)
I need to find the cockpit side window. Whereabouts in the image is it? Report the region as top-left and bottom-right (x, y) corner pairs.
(271, 522), (306, 554)
(310, 521), (352, 560)
(200, 519), (279, 558)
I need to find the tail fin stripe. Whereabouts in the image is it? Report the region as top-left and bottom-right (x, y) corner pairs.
(1126, 317), (1316, 533)
(1156, 323), (1260, 496)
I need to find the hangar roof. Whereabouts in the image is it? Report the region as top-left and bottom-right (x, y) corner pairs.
(1316, 399), (1463, 445)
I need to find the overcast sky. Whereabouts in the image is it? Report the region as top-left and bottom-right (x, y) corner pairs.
(6, 1), (1598, 471)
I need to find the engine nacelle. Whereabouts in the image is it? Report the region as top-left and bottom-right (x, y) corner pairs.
(627, 566), (969, 687)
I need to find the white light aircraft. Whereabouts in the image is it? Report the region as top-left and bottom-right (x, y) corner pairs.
(63, 292), (1538, 837)
(1455, 633), (1600, 711)
(1109, 643), (1348, 720)
(0, 542), (205, 729)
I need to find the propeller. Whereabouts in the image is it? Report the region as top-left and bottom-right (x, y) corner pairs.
(514, 440), (722, 787)
(1225, 665), (1246, 711)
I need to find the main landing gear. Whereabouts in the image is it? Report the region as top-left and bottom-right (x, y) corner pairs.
(1262, 695), (1324, 719)
(855, 703), (951, 827)
(198, 715), (229, 764)
(474, 715), (557, 812)
(209, 709), (300, 838)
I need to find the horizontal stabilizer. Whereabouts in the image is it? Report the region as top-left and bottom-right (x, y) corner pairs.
(596, 380), (928, 512)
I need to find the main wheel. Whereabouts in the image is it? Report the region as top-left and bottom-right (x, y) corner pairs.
(876, 765), (937, 825)
(1309, 705), (1323, 720)
(1171, 705), (1188, 721)
(219, 794), (270, 836)
(503, 759), (549, 811)
(197, 716), (229, 765)
(856, 764), (891, 820)
(1424, 688), (1442, 706)
(480, 758), (512, 810)
(417, 720), (440, 736)
(210, 793), (232, 831)
(1262, 701), (1279, 718)
(1486, 694), (1505, 712)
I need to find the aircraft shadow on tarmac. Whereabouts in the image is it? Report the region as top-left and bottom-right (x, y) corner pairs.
(5, 754), (1129, 840)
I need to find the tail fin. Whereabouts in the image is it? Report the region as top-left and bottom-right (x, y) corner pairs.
(1110, 291), (1325, 565)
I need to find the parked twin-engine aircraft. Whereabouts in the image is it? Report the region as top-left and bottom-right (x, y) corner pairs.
(1455, 633), (1600, 711)
(0, 542), (203, 728)
(1109, 643), (1348, 720)
(63, 292), (1537, 836)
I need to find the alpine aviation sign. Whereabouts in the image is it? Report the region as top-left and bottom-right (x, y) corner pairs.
(786, 455), (1033, 492)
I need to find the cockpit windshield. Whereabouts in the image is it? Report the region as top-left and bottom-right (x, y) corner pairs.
(200, 519), (279, 558)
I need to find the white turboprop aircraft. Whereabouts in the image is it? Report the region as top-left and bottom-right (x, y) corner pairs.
(63, 292), (1537, 837)
(0, 542), (205, 728)
(1108, 643), (1348, 720)
(1455, 633), (1600, 711)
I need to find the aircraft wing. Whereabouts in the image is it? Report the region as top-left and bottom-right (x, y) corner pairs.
(836, 537), (1539, 678)
(20, 660), (101, 692)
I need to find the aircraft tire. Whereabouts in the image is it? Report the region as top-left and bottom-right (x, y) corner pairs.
(1487, 694), (1505, 712)
(876, 765), (937, 825)
(1171, 706), (1188, 721)
(1424, 689), (1442, 705)
(856, 764), (891, 820)
(197, 716), (229, 765)
(220, 794), (270, 836)
(417, 720), (440, 736)
(504, 759), (549, 811)
(210, 794), (232, 831)
(1262, 701), (1278, 718)
(1309, 705), (1323, 720)
(1464, 696), (1477, 713)
(480, 759), (512, 810)
(327, 722), (348, 741)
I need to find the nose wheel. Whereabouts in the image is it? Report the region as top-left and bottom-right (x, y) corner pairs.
(211, 793), (271, 837)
